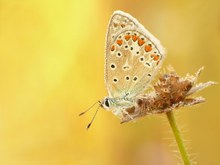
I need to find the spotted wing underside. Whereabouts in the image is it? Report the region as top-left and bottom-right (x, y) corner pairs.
(105, 11), (166, 98)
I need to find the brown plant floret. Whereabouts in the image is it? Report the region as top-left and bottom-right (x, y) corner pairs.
(121, 67), (216, 123)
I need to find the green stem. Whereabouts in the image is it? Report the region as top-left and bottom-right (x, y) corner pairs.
(166, 111), (191, 165)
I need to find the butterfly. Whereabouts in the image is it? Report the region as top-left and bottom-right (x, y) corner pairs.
(80, 10), (166, 128)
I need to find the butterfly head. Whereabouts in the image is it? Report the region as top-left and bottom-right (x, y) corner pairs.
(100, 97), (112, 110)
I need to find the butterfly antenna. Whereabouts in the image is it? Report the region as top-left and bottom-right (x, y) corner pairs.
(86, 104), (101, 129)
(79, 101), (99, 116)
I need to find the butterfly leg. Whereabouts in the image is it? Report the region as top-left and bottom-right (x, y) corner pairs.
(122, 108), (134, 120)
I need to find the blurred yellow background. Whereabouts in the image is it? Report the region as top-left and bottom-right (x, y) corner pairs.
(0, 0), (220, 165)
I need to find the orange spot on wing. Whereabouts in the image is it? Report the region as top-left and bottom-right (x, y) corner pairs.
(145, 45), (152, 52)
(151, 54), (160, 61)
(154, 55), (160, 61)
(111, 45), (115, 51)
(124, 35), (131, 41)
(138, 39), (145, 46)
(132, 35), (138, 41)
(116, 39), (123, 46)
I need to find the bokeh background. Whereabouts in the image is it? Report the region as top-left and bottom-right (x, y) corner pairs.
(0, 0), (220, 165)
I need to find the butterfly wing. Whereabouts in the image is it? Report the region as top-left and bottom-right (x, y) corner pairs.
(105, 10), (166, 99)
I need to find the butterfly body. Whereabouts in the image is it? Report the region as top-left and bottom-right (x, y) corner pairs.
(82, 11), (212, 128)
(80, 11), (166, 128)
(101, 10), (166, 120)
(101, 96), (135, 118)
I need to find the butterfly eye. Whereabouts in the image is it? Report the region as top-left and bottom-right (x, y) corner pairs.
(104, 98), (110, 107)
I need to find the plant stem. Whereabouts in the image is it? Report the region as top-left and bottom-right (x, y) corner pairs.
(166, 111), (191, 165)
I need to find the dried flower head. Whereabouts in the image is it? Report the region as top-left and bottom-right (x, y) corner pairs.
(121, 67), (217, 123)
